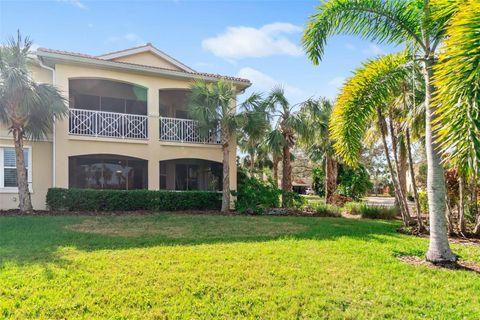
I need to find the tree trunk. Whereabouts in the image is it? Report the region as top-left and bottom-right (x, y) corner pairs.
(325, 155), (337, 204)
(387, 111), (411, 224)
(471, 165), (480, 234)
(272, 154), (279, 188)
(281, 142), (293, 208)
(377, 108), (408, 226)
(399, 140), (408, 198)
(458, 174), (466, 234)
(423, 56), (456, 262)
(406, 128), (424, 232)
(12, 128), (33, 214)
(221, 126), (231, 213)
(249, 151), (255, 177)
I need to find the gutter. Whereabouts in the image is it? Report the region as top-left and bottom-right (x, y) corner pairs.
(38, 57), (57, 188)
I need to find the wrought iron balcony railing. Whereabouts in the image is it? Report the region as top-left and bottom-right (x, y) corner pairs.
(159, 117), (221, 144)
(69, 108), (148, 140)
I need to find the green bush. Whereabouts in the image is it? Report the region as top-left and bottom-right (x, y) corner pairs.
(46, 188), (222, 211)
(343, 202), (398, 220)
(233, 175), (281, 214)
(283, 191), (307, 209)
(312, 203), (341, 217)
(417, 191), (428, 214)
(336, 164), (373, 200)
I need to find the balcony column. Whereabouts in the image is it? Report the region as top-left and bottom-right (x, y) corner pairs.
(228, 96), (237, 209)
(147, 87), (160, 190)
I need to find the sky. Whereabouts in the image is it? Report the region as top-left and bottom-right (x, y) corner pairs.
(0, 0), (399, 104)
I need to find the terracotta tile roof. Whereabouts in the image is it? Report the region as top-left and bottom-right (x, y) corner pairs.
(36, 47), (251, 84)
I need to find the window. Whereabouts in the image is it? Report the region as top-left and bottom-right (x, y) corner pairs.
(0, 147), (31, 190)
(175, 164), (198, 190)
(69, 155), (148, 190)
(159, 161), (167, 189)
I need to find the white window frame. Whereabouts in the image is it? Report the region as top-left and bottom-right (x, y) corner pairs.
(0, 146), (33, 193)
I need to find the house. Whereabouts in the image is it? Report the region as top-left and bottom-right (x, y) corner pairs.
(0, 43), (250, 210)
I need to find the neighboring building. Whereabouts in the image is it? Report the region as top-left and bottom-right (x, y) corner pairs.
(0, 44), (250, 210)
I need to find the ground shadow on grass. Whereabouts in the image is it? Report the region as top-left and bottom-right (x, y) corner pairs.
(0, 213), (405, 267)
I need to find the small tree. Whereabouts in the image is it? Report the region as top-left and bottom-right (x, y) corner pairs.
(0, 32), (67, 213)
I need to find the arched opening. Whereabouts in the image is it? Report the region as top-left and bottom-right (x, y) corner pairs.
(68, 79), (148, 139)
(159, 158), (222, 191)
(69, 154), (148, 190)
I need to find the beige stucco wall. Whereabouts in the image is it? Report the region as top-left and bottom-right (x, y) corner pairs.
(112, 51), (182, 71)
(0, 138), (53, 210)
(0, 60), (240, 210)
(52, 63), (238, 207)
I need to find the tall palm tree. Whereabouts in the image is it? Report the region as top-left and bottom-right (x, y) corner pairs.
(303, 0), (459, 262)
(265, 87), (310, 207)
(188, 79), (237, 212)
(0, 32), (67, 214)
(433, 0), (480, 234)
(329, 53), (415, 225)
(237, 93), (270, 177)
(299, 98), (338, 204)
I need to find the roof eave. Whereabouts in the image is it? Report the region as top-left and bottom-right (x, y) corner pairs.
(36, 50), (251, 90)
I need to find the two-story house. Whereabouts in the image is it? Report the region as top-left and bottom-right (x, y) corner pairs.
(0, 43), (250, 210)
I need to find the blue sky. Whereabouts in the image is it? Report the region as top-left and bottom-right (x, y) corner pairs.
(0, 0), (398, 104)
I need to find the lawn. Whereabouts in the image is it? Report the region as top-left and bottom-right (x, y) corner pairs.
(1, 214), (479, 319)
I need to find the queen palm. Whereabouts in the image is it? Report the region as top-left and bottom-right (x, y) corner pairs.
(188, 79), (238, 212)
(0, 32), (67, 214)
(433, 0), (480, 234)
(303, 0), (459, 262)
(330, 52), (414, 226)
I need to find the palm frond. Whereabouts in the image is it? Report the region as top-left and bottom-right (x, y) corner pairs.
(303, 0), (423, 64)
(329, 52), (411, 166)
(433, 0), (480, 175)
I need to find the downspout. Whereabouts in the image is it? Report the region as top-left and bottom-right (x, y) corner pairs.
(38, 57), (57, 188)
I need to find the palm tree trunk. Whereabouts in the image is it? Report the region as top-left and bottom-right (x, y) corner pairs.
(377, 108), (408, 226)
(273, 154), (280, 188)
(387, 111), (411, 224)
(221, 126), (230, 213)
(249, 151), (255, 177)
(423, 56), (456, 262)
(281, 143), (293, 207)
(458, 173), (466, 234)
(399, 140), (408, 198)
(406, 128), (424, 232)
(471, 165), (479, 234)
(12, 128), (33, 214)
(325, 155), (337, 204)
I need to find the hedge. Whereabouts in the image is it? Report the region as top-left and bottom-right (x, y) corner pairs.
(46, 188), (222, 211)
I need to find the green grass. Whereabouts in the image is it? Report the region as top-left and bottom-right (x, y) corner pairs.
(1, 214), (479, 319)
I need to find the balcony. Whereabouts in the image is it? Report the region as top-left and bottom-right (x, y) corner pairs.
(69, 109), (148, 140)
(159, 117), (221, 144)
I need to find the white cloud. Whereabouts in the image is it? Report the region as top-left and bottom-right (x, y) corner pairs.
(362, 44), (385, 56)
(328, 76), (346, 88)
(202, 22), (302, 60)
(107, 33), (144, 45)
(57, 0), (86, 9)
(238, 67), (303, 102)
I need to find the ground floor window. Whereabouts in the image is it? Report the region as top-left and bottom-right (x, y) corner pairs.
(159, 159), (222, 191)
(69, 154), (148, 190)
(0, 147), (31, 190)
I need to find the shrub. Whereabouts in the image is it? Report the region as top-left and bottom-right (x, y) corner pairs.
(233, 176), (281, 214)
(312, 203), (341, 217)
(343, 202), (399, 220)
(46, 188), (222, 212)
(283, 191), (307, 209)
(417, 191), (428, 214)
(336, 164), (373, 200)
(312, 166), (325, 196)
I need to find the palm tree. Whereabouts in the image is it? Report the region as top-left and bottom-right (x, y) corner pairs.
(299, 98), (338, 204)
(0, 32), (67, 214)
(237, 93), (270, 177)
(303, 0), (459, 262)
(432, 0), (480, 234)
(265, 87), (310, 207)
(188, 79), (238, 212)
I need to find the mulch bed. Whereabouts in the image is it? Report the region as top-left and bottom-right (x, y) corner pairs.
(398, 256), (480, 273)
